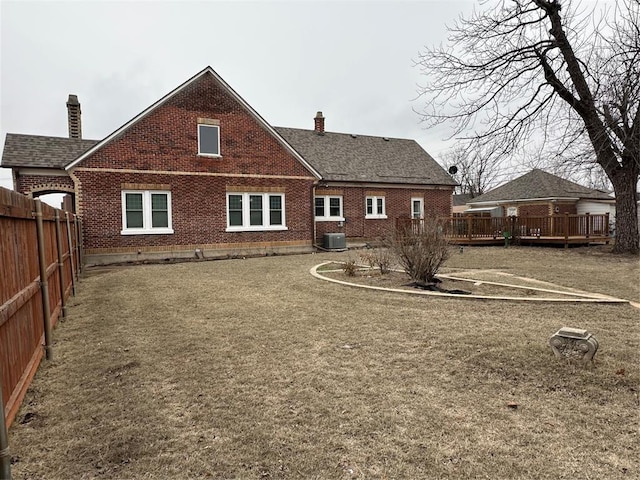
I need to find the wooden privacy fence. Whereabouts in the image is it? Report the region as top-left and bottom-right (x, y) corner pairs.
(397, 213), (611, 247)
(0, 187), (82, 430)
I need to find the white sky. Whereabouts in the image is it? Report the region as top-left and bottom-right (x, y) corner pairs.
(1, 0), (478, 200)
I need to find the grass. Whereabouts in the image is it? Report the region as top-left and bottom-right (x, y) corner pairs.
(7, 246), (640, 479)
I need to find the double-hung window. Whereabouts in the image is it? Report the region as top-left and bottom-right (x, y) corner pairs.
(121, 190), (173, 235)
(226, 192), (287, 231)
(365, 196), (386, 219)
(198, 124), (220, 157)
(315, 195), (344, 221)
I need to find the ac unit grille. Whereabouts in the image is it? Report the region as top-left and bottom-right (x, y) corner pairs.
(323, 233), (346, 250)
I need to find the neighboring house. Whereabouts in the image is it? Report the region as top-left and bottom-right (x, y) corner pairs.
(466, 169), (616, 220)
(1, 67), (455, 264)
(452, 194), (473, 216)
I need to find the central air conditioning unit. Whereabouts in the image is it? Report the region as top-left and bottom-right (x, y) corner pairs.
(323, 233), (346, 250)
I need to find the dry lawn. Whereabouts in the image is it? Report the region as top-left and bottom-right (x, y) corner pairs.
(7, 246), (640, 479)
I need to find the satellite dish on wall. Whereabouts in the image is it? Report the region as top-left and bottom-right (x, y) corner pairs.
(448, 166), (458, 175)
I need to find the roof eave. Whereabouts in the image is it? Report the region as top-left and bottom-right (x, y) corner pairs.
(469, 196), (582, 206)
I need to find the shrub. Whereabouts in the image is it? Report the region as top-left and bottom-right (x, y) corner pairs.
(388, 216), (451, 283)
(359, 248), (393, 275)
(342, 258), (358, 276)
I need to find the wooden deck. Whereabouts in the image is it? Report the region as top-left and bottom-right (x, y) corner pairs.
(397, 213), (611, 248)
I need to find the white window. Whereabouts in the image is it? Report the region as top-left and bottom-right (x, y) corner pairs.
(226, 193), (287, 231)
(121, 191), (173, 235)
(411, 197), (424, 219)
(198, 124), (220, 156)
(315, 195), (344, 221)
(365, 196), (387, 219)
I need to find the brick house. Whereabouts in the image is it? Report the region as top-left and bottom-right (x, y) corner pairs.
(466, 169), (615, 219)
(2, 67), (455, 264)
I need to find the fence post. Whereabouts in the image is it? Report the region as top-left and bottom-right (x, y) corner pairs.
(54, 212), (67, 317)
(0, 373), (11, 480)
(467, 216), (472, 242)
(77, 217), (84, 271)
(73, 215), (82, 274)
(605, 212), (610, 237)
(65, 212), (77, 296)
(585, 212), (591, 239)
(564, 213), (569, 249)
(35, 200), (53, 361)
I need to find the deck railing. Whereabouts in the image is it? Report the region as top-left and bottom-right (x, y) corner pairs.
(397, 213), (610, 244)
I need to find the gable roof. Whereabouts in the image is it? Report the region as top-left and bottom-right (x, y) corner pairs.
(274, 127), (456, 186)
(63, 66), (321, 178)
(469, 169), (613, 204)
(1, 134), (98, 169)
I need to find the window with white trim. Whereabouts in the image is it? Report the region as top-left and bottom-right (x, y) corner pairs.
(226, 193), (287, 231)
(315, 195), (344, 221)
(365, 196), (386, 219)
(121, 191), (173, 235)
(198, 124), (220, 156)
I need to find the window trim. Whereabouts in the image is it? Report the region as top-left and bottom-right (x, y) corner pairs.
(121, 190), (174, 235)
(315, 195), (344, 222)
(226, 192), (288, 232)
(197, 124), (221, 157)
(365, 195), (387, 219)
(411, 197), (424, 219)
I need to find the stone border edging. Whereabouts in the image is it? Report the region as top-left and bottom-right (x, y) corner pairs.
(310, 262), (629, 304)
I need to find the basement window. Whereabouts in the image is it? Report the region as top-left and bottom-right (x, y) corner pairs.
(198, 124), (220, 157)
(121, 191), (173, 235)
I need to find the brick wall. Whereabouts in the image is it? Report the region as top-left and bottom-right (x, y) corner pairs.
(76, 171), (313, 250)
(15, 173), (76, 198)
(315, 186), (452, 242)
(518, 203), (552, 216)
(78, 74), (313, 178)
(71, 73), (317, 251)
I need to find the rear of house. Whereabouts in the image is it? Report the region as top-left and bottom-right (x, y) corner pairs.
(2, 67), (455, 264)
(277, 117), (455, 245)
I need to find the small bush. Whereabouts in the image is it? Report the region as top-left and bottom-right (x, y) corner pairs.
(342, 258), (358, 276)
(359, 247), (393, 275)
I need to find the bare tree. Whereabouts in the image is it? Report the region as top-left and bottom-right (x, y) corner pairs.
(441, 140), (505, 197)
(416, 0), (639, 254)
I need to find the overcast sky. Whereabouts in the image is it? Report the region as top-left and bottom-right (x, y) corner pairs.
(0, 0), (477, 195)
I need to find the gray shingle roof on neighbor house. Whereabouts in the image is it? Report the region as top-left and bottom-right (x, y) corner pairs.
(275, 127), (456, 186)
(1, 134), (98, 169)
(453, 193), (474, 206)
(469, 169), (613, 204)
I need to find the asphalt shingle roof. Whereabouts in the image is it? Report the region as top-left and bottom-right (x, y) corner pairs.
(275, 127), (456, 186)
(470, 169), (612, 203)
(2, 128), (455, 188)
(1, 134), (98, 169)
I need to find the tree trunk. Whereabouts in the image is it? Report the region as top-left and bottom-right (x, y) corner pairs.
(610, 166), (639, 254)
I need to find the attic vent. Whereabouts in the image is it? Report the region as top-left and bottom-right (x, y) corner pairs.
(383, 137), (390, 141)
(350, 134), (357, 139)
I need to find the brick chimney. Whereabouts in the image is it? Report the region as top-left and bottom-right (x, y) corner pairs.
(66, 94), (82, 139)
(314, 111), (325, 135)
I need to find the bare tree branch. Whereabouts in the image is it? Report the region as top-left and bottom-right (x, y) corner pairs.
(416, 0), (640, 254)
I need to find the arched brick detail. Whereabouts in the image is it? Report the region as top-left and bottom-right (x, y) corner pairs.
(15, 174), (77, 198)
